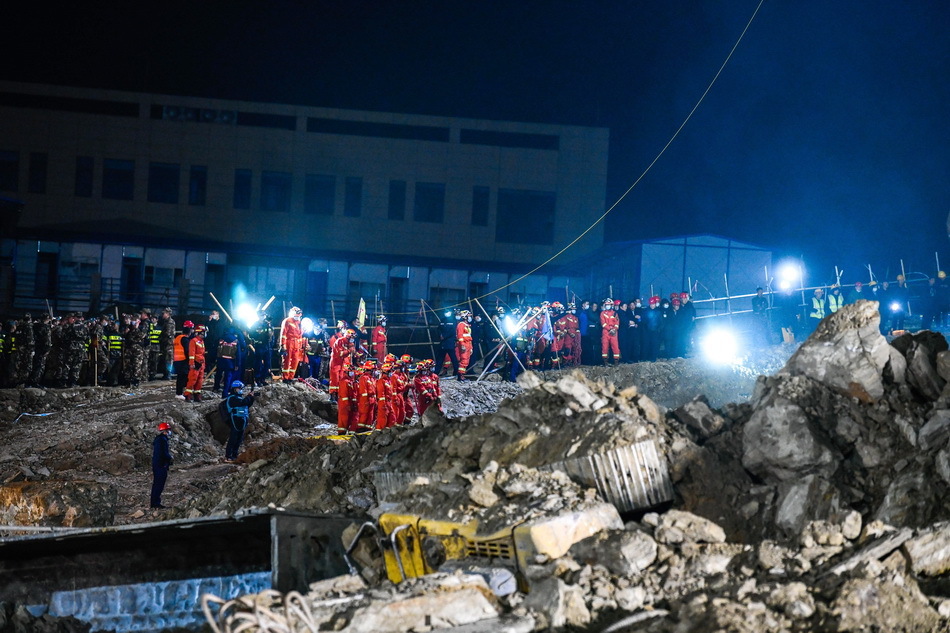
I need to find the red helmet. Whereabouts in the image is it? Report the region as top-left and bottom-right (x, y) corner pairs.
(194, 324), (207, 334)
(679, 292), (689, 299)
(158, 422), (171, 431)
(182, 320), (195, 328)
(385, 353), (397, 363)
(672, 298), (681, 306)
(649, 296), (661, 306)
(400, 354), (412, 364)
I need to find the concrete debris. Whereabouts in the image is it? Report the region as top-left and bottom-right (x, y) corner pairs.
(0, 480), (117, 527)
(654, 509), (726, 545)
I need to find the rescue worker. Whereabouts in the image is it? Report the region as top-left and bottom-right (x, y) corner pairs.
(216, 327), (242, 397)
(399, 354), (415, 423)
(642, 297), (663, 362)
(809, 288), (827, 331)
(105, 318), (124, 386)
(390, 355), (411, 425)
(150, 421), (173, 509)
(375, 363), (394, 430)
(305, 319), (328, 380)
(159, 308), (176, 380)
(205, 310), (222, 384)
(552, 302), (578, 366)
(184, 324), (207, 402)
(250, 312), (274, 387)
(456, 310), (474, 380)
(279, 306), (306, 383)
(30, 313), (53, 387)
(751, 287), (771, 347)
(147, 314), (162, 380)
(437, 310), (459, 376)
(827, 285), (845, 313)
(413, 359), (442, 417)
(329, 329), (357, 400)
(372, 315), (388, 364)
(600, 299), (621, 365)
(847, 281), (866, 304)
(356, 360), (378, 432)
(336, 363), (358, 434)
(173, 320), (194, 398)
(223, 380), (255, 462)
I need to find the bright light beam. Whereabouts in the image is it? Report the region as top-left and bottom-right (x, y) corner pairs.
(235, 303), (259, 328)
(301, 317), (314, 334)
(700, 329), (739, 365)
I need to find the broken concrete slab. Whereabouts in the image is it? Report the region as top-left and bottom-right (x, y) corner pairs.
(568, 528), (657, 576)
(903, 523), (950, 577)
(654, 509), (726, 545)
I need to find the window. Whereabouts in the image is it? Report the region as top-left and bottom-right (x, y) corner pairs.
(188, 166), (207, 206)
(304, 174), (335, 215)
(472, 186), (489, 226)
(388, 180), (406, 220)
(261, 171), (292, 212)
(495, 189), (556, 245)
(344, 176), (362, 217)
(144, 266), (182, 287)
(147, 162), (180, 204)
(102, 159), (134, 200)
(75, 156), (93, 197)
(233, 169), (252, 209)
(28, 153), (47, 194)
(414, 182), (445, 223)
(0, 151), (18, 192)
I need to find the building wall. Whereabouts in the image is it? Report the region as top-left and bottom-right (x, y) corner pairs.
(0, 81), (608, 268)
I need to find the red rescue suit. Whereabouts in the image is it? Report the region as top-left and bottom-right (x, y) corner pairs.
(553, 313), (581, 366)
(329, 335), (354, 397)
(390, 368), (412, 425)
(372, 325), (387, 364)
(375, 372), (394, 430)
(279, 317), (306, 381)
(456, 320), (473, 377)
(185, 335), (206, 400)
(413, 370), (441, 417)
(600, 309), (621, 363)
(356, 371), (377, 431)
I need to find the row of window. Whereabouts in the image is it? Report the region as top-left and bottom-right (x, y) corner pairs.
(0, 151), (556, 244)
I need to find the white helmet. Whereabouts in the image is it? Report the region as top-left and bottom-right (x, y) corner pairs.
(289, 306), (302, 319)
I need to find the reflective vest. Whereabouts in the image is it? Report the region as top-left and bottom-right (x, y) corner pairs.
(218, 339), (237, 360)
(827, 294), (844, 313)
(107, 334), (123, 351)
(149, 324), (161, 345)
(810, 297), (826, 319)
(173, 334), (189, 361)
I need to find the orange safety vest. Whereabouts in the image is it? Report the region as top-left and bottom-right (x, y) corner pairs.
(173, 334), (189, 361)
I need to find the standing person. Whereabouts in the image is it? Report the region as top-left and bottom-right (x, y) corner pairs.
(553, 303), (581, 366)
(372, 315), (388, 364)
(329, 329), (356, 401)
(751, 287), (771, 347)
(173, 321), (193, 398)
(336, 364), (358, 434)
(413, 359), (442, 417)
(375, 363), (394, 430)
(250, 312), (274, 387)
(809, 288), (827, 332)
(147, 314), (162, 380)
(159, 308), (176, 380)
(629, 298), (644, 362)
(356, 361), (377, 432)
(678, 293), (696, 355)
(642, 297), (663, 362)
(827, 285), (845, 314)
(846, 281), (866, 304)
(215, 327), (242, 398)
(600, 299), (620, 365)
(30, 313), (53, 387)
(437, 310), (459, 377)
(15, 313), (35, 387)
(305, 319), (328, 380)
(616, 302), (632, 364)
(150, 421), (173, 509)
(279, 307), (306, 383)
(61, 313), (88, 388)
(205, 310), (222, 385)
(184, 324), (207, 402)
(777, 287), (800, 343)
(587, 302), (601, 365)
(920, 277), (940, 331)
(456, 310), (474, 380)
(104, 318), (124, 386)
(223, 380), (255, 461)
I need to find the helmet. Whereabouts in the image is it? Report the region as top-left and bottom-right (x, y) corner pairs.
(854, 281), (863, 288)
(194, 324), (207, 334)
(540, 301), (550, 308)
(158, 422), (171, 431)
(551, 301), (563, 310)
(680, 292), (689, 299)
(362, 360), (376, 371)
(344, 329), (356, 338)
(868, 280), (878, 287)
(567, 303), (576, 310)
(672, 298), (681, 307)
(460, 310), (472, 318)
(385, 353), (397, 363)
(230, 380), (244, 390)
(649, 296), (660, 306)
(289, 306), (302, 318)
(896, 274), (905, 282)
(377, 314), (387, 322)
(939, 271), (947, 279)
(400, 354), (412, 364)
(603, 299), (613, 306)
(381, 363), (392, 372)
(496, 306), (506, 314)
(183, 320), (195, 328)
(342, 363), (354, 372)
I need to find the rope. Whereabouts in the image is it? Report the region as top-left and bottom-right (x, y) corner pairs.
(381, 0), (767, 316)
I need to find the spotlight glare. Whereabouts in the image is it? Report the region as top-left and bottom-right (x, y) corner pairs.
(701, 329), (739, 365)
(301, 317), (314, 334)
(235, 303), (259, 328)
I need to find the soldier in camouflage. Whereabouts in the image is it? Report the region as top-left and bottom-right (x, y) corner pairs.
(159, 308), (176, 380)
(15, 313), (35, 387)
(29, 313), (53, 387)
(87, 316), (109, 386)
(123, 314), (149, 387)
(60, 314), (88, 387)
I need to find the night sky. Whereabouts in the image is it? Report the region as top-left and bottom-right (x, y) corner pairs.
(3, 1), (948, 286)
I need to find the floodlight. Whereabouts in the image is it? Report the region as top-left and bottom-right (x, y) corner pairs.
(301, 317), (314, 334)
(235, 303), (259, 328)
(700, 328), (738, 364)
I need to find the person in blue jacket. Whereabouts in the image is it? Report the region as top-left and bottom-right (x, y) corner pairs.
(224, 380), (256, 462)
(150, 421), (173, 509)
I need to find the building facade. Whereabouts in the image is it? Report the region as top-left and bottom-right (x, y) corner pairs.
(0, 81), (607, 319)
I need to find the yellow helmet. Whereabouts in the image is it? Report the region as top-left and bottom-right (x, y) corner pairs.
(896, 274), (905, 282)
(939, 270), (947, 279)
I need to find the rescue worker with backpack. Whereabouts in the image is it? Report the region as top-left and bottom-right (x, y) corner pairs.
(221, 380), (255, 462)
(173, 321), (194, 398)
(215, 326), (244, 398)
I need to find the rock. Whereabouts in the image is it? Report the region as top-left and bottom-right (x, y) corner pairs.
(774, 475), (842, 537)
(937, 350), (950, 383)
(654, 510), (726, 544)
(839, 510), (863, 540)
(904, 342), (945, 400)
(95, 452), (135, 476)
(828, 528), (913, 576)
(522, 577), (591, 629)
(467, 478), (500, 508)
(672, 395), (727, 440)
(918, 410), (950, 451)
(780, 300), (891, 402)
(768, 582), (815, 619)
(830, 576), (941, 633)
(0, 481), (117, 527)
(936, 449), (950, 486)
(614, 586), (647, 611)
(520, 503), (624, 561)
(742, 394), (839, 482)
(569, 528), (657, 576)
(885, 346), (908, 384)
(903, 523), (950, 576)
(130, 509), (145, 519)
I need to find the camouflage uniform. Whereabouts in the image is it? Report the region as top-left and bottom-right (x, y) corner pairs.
(104, 321), (124, 386)
(159, 311), (176, 380)
(87, 319), (108, 385)
(60, 316), (88, 387)
(15, 314), (35, 386)
(123, 320), (149, 386)
(147, 317), (162, 379)
(30, 316), (53, 386)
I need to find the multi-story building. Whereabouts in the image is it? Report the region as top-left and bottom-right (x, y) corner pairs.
(0, 81), (608, 319)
